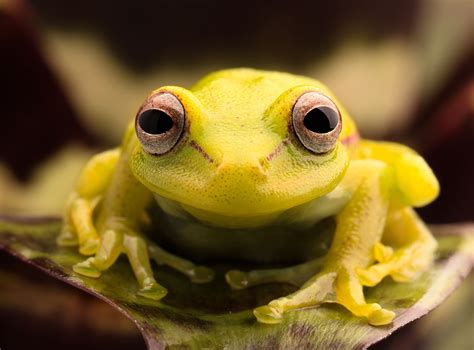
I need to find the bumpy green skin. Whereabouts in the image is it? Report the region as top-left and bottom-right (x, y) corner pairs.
(58, 68), (440, 326)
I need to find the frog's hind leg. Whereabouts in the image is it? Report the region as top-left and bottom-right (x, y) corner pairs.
(353, 141), (438, 285)
(225, 256), (325, 289)
(357, 207), (437, 286)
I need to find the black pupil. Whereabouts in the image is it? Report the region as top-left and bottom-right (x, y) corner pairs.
(303, 107), (338, 133)
(139, 109), (174, 134)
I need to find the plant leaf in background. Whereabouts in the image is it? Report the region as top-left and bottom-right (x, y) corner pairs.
(0, 216), (472, 349)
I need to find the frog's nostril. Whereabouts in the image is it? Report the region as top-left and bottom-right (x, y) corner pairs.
(251, 162), (266, 175)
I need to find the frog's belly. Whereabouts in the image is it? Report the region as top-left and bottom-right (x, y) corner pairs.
(148, 207), (335, 264)
(146, 192), (348, 264)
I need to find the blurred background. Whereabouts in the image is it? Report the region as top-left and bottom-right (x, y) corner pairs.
(0, 0), (473, 349)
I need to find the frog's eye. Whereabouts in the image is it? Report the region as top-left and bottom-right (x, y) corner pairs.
(135, 92), (185, 155)
(292, 91), (342, 154)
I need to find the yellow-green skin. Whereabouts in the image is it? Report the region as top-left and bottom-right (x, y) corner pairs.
(59, 69), (440, 326)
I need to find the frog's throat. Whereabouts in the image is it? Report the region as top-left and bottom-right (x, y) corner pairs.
(153, 193), (284, 229)
(152, 182), (351, 230)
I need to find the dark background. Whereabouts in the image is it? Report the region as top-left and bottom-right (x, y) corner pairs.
(1, 0), (473, 349)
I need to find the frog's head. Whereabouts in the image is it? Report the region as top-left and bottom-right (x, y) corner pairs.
(130, 69), (358, 222)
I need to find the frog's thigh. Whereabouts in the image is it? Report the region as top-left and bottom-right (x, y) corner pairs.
(357, 207), (437, 286)
(393, 152), (439, 207)
(358, 141), (439, 207)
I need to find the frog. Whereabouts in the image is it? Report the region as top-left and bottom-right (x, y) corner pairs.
(57, 68), (439, 326)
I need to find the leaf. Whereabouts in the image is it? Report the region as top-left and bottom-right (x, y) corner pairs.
(0, 215), (472, 350)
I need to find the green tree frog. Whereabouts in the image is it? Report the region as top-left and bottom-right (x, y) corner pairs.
(58, 69), (439, 326)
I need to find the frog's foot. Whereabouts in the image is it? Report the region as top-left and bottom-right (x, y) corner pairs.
(149, 245), (214, 284)
(225, 256), (324, 290)
(357, 241), (436, 286)
(59, 194), (101, 255)
(254, 268), (395, 326)
(73, 227), (168, 301)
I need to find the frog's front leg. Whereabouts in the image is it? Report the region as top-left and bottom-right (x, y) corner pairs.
(73, 216), (214, 299)
(58, 149), (120, 254)
(73, 217), (169, 300)
(65, 145), (214, 300)
(254, 160), (396, 326)
(66, 147), (168, 299)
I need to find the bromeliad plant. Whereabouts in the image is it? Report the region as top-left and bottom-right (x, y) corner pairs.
(0, 216), (472, 349)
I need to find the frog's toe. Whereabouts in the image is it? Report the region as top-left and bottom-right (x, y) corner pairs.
(356, 266), (386, 287)
(138, 283), (168, 301)
(335, 269), (397, 326)
(357, 248), (429, 287)
(391, 264), (423, 283)
(253, 272), (337, 324)
(225, 270), (250, 289)
(356, 243), (398, 286)
(73, 258), (101, 278)
(253, 305), (283, 324)
(189, 266), (215, 283)
(373, 242), (394, 263)
(367, 307), (396, 326)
